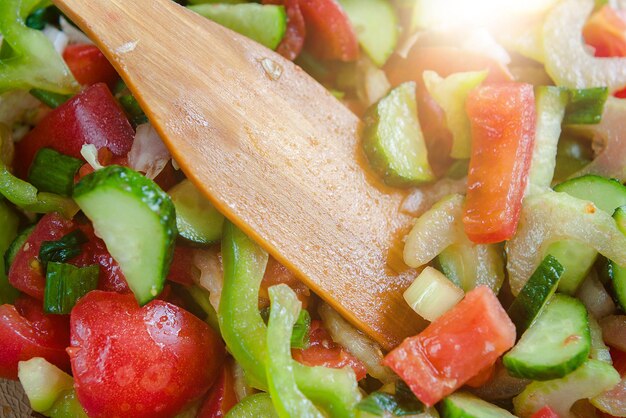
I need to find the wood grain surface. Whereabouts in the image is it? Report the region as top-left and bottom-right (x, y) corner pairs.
(0, 379), (31, 418)
(52, 0), (427, 349)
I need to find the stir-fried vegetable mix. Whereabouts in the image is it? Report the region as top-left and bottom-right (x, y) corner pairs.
(1, 0), (626, 417)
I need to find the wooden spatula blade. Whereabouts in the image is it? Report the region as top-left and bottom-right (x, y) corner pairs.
(53, 0), (426, 349)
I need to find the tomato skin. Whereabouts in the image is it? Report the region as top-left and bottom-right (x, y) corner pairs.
(197, 359), (237, 418)
(299, 0), (359, 62)
(610, 348), (626, 375)
(14, 83), (134, 178)
(382, 286), (515, 407)
(69, 291), (225, 418)
(259, 257), (310, 309)
(8, 213), (76, 300)
(464, 362), (495, 388)
(167, 245), (198, 286)
(583, 6), (626, 58)
(63, 44), (120, 89)
(531, 406), (560, 418)
(463, 83), (536, 244)
(292, 320), (367, 381)
(0, 296), (70, 379)
(263, 0), (306, 61)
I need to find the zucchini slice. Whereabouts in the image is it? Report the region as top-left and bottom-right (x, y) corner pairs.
(440, 392), (516, 418)
(73, 166), (177, 305)
(504, 295), (590, 381)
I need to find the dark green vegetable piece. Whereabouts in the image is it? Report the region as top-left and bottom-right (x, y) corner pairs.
(39, 230), (87, 268)
(261, 306), (311, 349)
(25, 5), (60, 30)
(0, 199), (20, 304)
(28, 148), (84, 196)
(43, 262), (99, 314)
(118, 94), (148, 126)
(30, 88), (72, 108)
(563, 87), (609, 125)
(356, 382), (424, 416)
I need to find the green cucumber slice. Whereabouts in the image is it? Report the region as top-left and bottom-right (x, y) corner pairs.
(507, 255), (563, 335)
(513, 359), (620, 418)
(526, 86), (568, 194)
(547, 175), (626, 294)
(614, 205), (626, 233)
(18, 357), (74, 413)
(73, 165), (177, 305)
(188, 3), (287, 50)
(169, 179), (225, 244)
(337, 0), (398, 66)
(609, 206), (626, 310)
(436, 241), (505, 293)
(47, 390), (89, 418)
(441, 392), (516, 418)
(423, 70), (488, 159)
(362, 82), (435, 187)
(503, 294), (590, 381)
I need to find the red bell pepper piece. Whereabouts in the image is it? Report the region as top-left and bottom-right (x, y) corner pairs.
(463, 83), (536, 244)
(63, 44), (120, 89)
(263, 0), (306, 61)
(0, 296), (71, 379)
(197, 359), (237, 418)
(292, 320), (367, 381)
(14, 83), (134, 178)
(382, 286), (515, 407)
(299, 0), (359, 62)
(531, 406), (560, 418)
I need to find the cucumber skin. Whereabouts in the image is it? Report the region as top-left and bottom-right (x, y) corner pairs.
(503, 295), (590, 381)
(507, 255), (563, 335)
(73, 166), (177, 305)
(440, 392), (516, 418)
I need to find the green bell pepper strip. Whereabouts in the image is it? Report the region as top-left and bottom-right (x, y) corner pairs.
(0, 163), (79, 218)
(226, 393), (278, 418)
(219, 221), (362, 417)
(267, 284), (324, 418)
(0, 198), (19, 304)
(0, 0), (78, 94)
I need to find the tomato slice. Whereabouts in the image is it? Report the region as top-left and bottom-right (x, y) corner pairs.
(463, 83), (536, 244)
(0, 296), (70, 379)
(292, 320), (367, 380)
(299, 0), (359, 62)
(382, 286), (515, 407)
(69, 291), (225, 418)
(197, 358), (237, 418)
(583, 6), (626, 58)
(531, 406), (560, 418)
(263, 0), (306, 61)
(14, 83), (134, 178)
(63, 44), (120, 89)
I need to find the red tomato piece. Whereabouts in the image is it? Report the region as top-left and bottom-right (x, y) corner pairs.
(263, 0), (306, 61)
(610, 348), (626, 376)
(259, 257), (310, 309)
(8, 213), (76, 300)
(382, 286), (515, 407)
(63, 44), (120, 89)
(464, 362), (496, 388)
(299, 0), (359, 62)
(583, 6), (626, 58)
(167, 245), (198, 286)
(292, 320), (367, 380)
(463, 83), (536, 244)
(0, 296), (70, 379)
(14, 83), (134, 178)
(197, 358), (238, 418)
(69, 291), (225, 418)
(531, 406), (561, 418)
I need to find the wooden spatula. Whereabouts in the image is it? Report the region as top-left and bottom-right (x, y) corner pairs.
(52, 0), (426, 350)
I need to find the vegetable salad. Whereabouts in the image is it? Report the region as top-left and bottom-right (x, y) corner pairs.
(1, 0), (626, 417)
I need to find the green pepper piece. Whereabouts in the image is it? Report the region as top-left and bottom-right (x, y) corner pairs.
(226, 393), (278, 418)
(219, 222), (361, 416)
(267, 285), (324, 418)
(0, 0), (77, 94)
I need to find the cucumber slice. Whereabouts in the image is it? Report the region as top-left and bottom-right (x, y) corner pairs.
(436, 241), (505, 293)
(507, 255), (563, 335)
(504, 295), (590, 381)
(609, 206), (626, 310)
(422, 70), (488, 159)
(169, 179), (225, 244)
(526, 86), (568, 194)
(337, 0), (397, 66)
(614, 205), (626, 233)
(18, 357), (74, 413)
(403, 266), (464, 322)
(73, 166), (177, 305)
(188, 3), (287, 50)
(547, 175), (626, 294)
(440, 392), (516, 418)
(48, 390), (89, 418)
(513, 359), (620, 418)
(362, 82), (435, 187)
(3, 224), (35, 274)
(225, 393), (278, 418)
(563, 87), (609, 125)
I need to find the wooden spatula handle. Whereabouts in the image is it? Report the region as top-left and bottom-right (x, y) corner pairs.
(53, 0), (425, 349)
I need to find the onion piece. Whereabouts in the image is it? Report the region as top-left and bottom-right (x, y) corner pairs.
(43, 25), (68, 54)
(600, 315), (626, 352)
(80, 144), (103, 171)
(0, 90), (40, 127)
(59, 17), (94, 45)
(192, 247), (223, 314)
(128, 123), (170, 179)
(576, 271), (616, 319)
(506, 191), (626, 295)
(591, 376), (626, 417)
(318, 303), (396, 383)
(588, 315), (613, 363)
